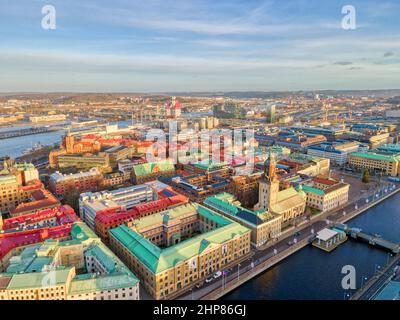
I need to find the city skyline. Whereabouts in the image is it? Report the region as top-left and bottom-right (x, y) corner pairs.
(1, 0), (400, 92)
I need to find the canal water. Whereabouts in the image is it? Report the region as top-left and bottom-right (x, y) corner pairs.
(223, 192), (400, 300)
(0, 130), (65, 158)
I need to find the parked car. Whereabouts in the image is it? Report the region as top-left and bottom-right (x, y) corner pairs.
(205, 277), (214, 283)
(213, 271), (222, 279)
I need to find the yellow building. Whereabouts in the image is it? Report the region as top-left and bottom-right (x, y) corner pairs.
(109, 203), (251, 299)
(0, 223), (140, 300)
(57, 153), (111, 171)
(300, 177), (350, 213)
(348, 152), (400, 176)
(0, 163), (40, 214)
(204, 193), (282, 248)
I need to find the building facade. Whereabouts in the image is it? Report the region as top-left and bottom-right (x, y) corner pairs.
(348, 152), (400, 176)
(204, 193), (282, 248)
(0, 222), (140, 300)
(49, 168), (103, 198)
(300, 177), (350, 212)
(307, 141), (366, 165)
(109, 203), (251, 299)
(132, 159), (176, 184)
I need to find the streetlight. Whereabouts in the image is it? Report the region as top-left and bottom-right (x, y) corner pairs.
(387, 253), (393, 265)
(374, 264), (381, 274)
(191, 288), (194, 300)
(237, 264), (241, 282)
(361, 276), (368, 288)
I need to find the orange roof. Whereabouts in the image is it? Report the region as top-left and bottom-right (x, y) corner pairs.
(312, 177), (338, 186)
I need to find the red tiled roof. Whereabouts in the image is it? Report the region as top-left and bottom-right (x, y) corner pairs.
(95, 193), (188, 225)
(3, 205), (77, 231)
(10, 189), (60, 216)
(0, 222), (75, 260)
(312, 177), (338, 186)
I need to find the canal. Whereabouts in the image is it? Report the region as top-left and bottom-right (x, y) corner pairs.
(223, 192), (400, 300)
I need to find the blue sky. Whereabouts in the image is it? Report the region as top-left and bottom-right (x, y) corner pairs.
(0, 0), (399, 92)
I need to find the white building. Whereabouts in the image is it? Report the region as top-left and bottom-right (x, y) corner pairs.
(79, 184), (156, 229)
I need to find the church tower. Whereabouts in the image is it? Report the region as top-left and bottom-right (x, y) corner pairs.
(64, 134), (75, 154)
(255, 152), (280, 211)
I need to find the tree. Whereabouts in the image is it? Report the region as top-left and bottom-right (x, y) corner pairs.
(63, 188), (81, 212)
(362, 169), (371, 184)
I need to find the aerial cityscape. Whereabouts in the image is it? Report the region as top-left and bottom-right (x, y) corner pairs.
(1, 0), (400, 306)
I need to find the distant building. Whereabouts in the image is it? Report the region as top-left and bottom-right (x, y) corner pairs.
(10, 188), (60, 217)
(162, 172), (232, 202)
(257, 104), (276, 123)
(377, 144), (400, 155)
(280, 153), (330, 177)
(165, 97), (182, 118)
(307, 140), (367, 165)
(131, 159), (176, 184)
(348, 152), (400, 176)
(49, 168), (103, 198)
(0, 163), (45, 215)
(288, 125), (348, 141)
(213, 103), (244, 119)
(255, 131), (327, 151)
(29, 114), (66, 123)
(56, 153), (110, 171)
(386, 110), (400, 118)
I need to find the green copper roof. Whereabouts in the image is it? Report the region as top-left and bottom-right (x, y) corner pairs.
(132, 159), (175, 177)
(377, 144), (400, 154)
(1, 221), (140, 295)
(350, 152), (400, 162)
(6, 267), (74, 290)
(85, 245), (117, 273)
(204, 193), (276, 227)
(193, 160), (228, 171)
(300, 185), (325, 196)
(68, 273), (139, 295)
(71, 222), (99, 243)
(0, 174), (17, 185)
(109, 204), (250, 274)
